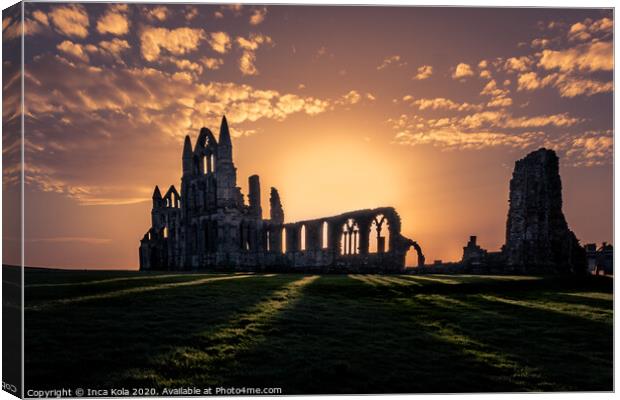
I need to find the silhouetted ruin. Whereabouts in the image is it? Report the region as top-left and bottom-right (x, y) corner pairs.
(139, 116), (423, 273)
(503, 148), (586, 273)
(414, 148), (590, 275)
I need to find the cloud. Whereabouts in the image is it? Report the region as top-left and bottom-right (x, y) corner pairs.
(249, 7), (267, 25)
(236, 33), (272, 51)
(338, 90), (362, 105)
(457, 110), (580, 130)
(200, 57), (224, 70)
(167, 57), (203, 75)
(146, 6), (169, 22)
(487, 96), (513, 108)
(57, 40), (89, 63)
(479, 79), (512, 108)
(3, 16), (22, 41)
(23, 54), (368, 204)
(185, 6), (198, 21)
(140, 27), (205, 62)
(517, 71), (553, 91)
(96, 6), (129, 36)
(98, 38), (131, 62)
(394, 128), (544, 150)
(239, 52), (259, 76)
(49, 4), (89, 38)
(389, 110), (590, 163)
(377, 55), (407, 71)
(32, 10), (49, 27)
(479, 70), (491, 79)
(221, 4), (244, 15)
(565, 131), (613, 167)
(172, 71), (193, 84)
(503, 56), (533, 73)
(554, 76), (613, 98)
(538, 41), (612, 72)
(411, 97), (482, 112)
(207, 31), (232, 54)
(517, 70), (611, 98)
(236, 34), (273, 75)
(530, 38), (550, 49)
(413, 65), (433, 80)
(568, 17), (613, 42)
(452, 62), (474, 80)
(480, 79), (509, 97)
(501, 113), (581, 129)
(389, 114), (544, 150)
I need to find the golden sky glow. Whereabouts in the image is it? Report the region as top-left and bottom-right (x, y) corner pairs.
(2, 3), (613, 269)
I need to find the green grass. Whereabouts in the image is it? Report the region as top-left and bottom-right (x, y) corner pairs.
(24, 270), (613, 394)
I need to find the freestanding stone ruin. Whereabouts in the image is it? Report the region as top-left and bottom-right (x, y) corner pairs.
(456, 148), (587, 274)
(503, 148), (586, 273)
(139, 116), (424, 273)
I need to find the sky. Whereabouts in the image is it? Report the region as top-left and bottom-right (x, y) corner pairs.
(2, 3), (613, 269)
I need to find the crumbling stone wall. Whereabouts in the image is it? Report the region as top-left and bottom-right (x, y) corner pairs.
(503, 148), (586, 273)
(280, 207), (417, 273)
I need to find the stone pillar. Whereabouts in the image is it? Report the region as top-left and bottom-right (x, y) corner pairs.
(248, 175), (262, 218)
(358, 219), (371, 255)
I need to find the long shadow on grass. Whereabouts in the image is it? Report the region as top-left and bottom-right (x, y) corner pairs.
(204, 275), (531, 394)
(431, 292), (613, 391)
(208, 274), (612, 394)
(26, 274), (262, 310)
(24, 274), (300, 390)
(117, 275), (320, 388)
(394, 276), (612, 391)
(25, 273), (231, 303)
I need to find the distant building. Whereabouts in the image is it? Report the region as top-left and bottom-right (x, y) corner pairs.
(585, 243), (613, 275)
(461, 236), (487, 266)
(139, 116), (423, 273)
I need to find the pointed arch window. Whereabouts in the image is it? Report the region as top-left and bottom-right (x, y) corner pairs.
(340, 219), (360, 255)
(369, 214), (390, 253)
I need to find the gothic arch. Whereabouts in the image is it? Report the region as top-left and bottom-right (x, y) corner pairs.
(369, 214), (390, 253)
(340, 218), (360, 255)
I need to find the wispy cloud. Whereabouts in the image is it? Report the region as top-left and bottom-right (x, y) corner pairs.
(377, 55), (407, 71)
(249, 7), (267, 25)
(236, 33), (273, 75)
(413, 65), (433, 80)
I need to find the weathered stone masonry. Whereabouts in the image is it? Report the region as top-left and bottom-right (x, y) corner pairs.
(139, 116), (423, 273)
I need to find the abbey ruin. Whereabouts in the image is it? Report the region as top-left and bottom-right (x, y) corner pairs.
(139, 116), (424, 273)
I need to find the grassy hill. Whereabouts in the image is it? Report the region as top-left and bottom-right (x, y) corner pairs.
(24, 269), (612, 394)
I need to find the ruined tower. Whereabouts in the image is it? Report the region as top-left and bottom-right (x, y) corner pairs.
(503, 148), (586, 273)
(215, 116), (239, 207)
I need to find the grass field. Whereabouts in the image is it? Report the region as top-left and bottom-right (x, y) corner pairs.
(24, 269), (613, 394)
